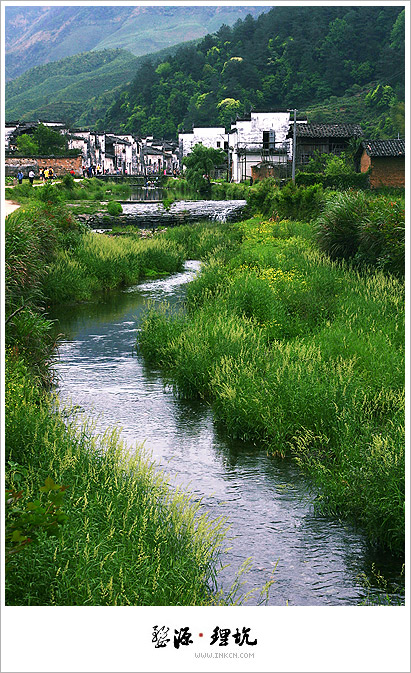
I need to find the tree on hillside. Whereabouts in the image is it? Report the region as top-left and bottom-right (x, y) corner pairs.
(183, 144), (227, 195)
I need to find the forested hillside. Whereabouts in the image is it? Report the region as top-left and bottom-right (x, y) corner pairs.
(5, 50), (139, 124)
(5, 45), (196, 127)
(99, 5), (404, 139)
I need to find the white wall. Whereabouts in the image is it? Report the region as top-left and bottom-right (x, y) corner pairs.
(230, 111), (290, 182)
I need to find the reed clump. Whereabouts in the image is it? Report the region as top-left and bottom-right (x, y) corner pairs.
(138, 217), (405, 554)
(44, 232), (184, 303)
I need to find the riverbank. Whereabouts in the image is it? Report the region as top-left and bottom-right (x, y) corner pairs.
(4, 203), (233, 606)
(139, 216), (405, 555)
(4, 183), (405, 605)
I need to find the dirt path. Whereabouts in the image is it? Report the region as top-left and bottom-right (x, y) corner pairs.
(4, 200), (21, 216)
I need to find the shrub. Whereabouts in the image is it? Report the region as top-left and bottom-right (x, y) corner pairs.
(296, 171), (369, 190)
(271, 182), (325, 221)
(62, 174), (75, 190)
(315, 190), (370, 260)
(316, 191), (405, 275)
(357, 198), (405, 276)
(34, 182), (63, 205)
(107, 201), (123, 216)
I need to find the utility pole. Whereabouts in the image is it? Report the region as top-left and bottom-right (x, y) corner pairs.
(288, 108), (297, 182)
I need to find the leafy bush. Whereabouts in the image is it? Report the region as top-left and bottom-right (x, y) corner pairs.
(296, 170), (369, 190)
(107, 201), (123, 216)
(315, 190), (369, 260)
(34, 182), (63, 205)
(62, 173), (75, 190)
(271, 182), (325, 220)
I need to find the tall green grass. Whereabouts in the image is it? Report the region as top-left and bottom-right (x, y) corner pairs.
(315, 191), (405, 276)
(138, 218), (405, 554)
(5, 204), (81, 384)
(5, 355), (228, 606)
(44, 232), (184, 303)
(5, 204), (241, 606)
(5, 177), (131, 205)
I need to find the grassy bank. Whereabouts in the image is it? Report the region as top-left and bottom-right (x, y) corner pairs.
(5, 176), (131, 204)
(139, 216), (405, 554)
(5, 355), (227, 605)
(5, 203), (232, 605)
(6, 202), (185, 308)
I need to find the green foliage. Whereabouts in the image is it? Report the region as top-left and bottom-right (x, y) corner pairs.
(44, 232), (184, 303)
(316, 191), (405, 276)
(99, 5), (403, 137)
(35, 182), (64, 204)
(5, 475), (68, 566)
(356, 197), (405, 276)
(138, 217), (405, 554)
(16, 134), (39, 155)
(5, 203), (82, 383)
(5, 355), (228, 605)
(106, 201), (123, 216)
(62, 173), (75, 190)
(296, 151), (370, 190)
(296, 170), (369, 191)
(271, 182), (325, 221)
(183, 144), (227, 196)
(6, 7), (404, 135)
(163, 220), (243, 261)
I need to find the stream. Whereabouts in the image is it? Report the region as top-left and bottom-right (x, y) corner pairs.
(51, 261), (404, 606)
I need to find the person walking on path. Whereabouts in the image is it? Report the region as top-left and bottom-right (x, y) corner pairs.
(28, 170), (35, 185)
(17, 170), (24, 185)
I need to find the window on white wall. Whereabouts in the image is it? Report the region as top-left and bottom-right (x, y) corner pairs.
(263, 130), (276, 150)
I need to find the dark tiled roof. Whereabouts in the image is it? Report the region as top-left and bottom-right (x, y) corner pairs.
(289, 123), (363, 138)
(143, 147), (164, 155)
(362, 139), (405, 157)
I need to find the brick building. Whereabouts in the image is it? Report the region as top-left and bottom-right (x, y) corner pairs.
(5, 155), (83, 177)
(358, 139), (405, 188)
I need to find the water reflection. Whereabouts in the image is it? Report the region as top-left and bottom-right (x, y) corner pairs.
(51, 262), (404, 605)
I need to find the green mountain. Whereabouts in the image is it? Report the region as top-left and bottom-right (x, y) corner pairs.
(5, 49), (138, 125)
(5, 5), (268, 81)
(5, 44), (197, 126)
(98, 5), (404, 139)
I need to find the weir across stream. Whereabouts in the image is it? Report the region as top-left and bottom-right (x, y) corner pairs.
(51, 261), (404, 606)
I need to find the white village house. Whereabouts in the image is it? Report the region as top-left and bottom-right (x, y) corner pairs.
(178, 111), (308, 182)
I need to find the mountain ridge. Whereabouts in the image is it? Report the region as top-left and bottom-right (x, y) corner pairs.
(5, 5), (269, 80)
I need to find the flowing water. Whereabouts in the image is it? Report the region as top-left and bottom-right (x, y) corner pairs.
(119, 199), (247, 226)
(51, 261), (404, 606)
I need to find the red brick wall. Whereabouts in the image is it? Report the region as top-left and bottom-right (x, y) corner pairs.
(360, 151), (371, 173)
(251, 164), (276, 181)
(5, 155), (83, 177)
(360, 151), (405, 188)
